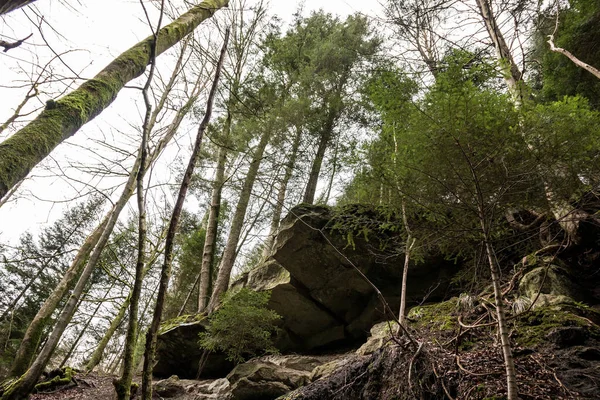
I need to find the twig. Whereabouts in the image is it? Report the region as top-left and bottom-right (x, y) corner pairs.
(0, 33), (32, 52)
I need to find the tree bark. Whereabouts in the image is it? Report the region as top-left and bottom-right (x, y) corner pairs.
(302, 128), (331, 205)
(114, 5), (162, 394)
(141, 30), (228, 400)
(206, 123), (272, 313)
(0, 0), (229, 199)
(483, 232), (518, 399)
(262, 125), (302, 259)
(198, 128), (228, 313)
(0, 0), (35, 15)
(474, 0), (524, 103)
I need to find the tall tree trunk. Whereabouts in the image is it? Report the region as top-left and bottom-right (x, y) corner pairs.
(0, 0), (229, 199)
(207, 127), (273, 313)
(322, 135), (339, 204)
(474, 0), (523, 103)
(262, 125), (302, 259)
(141, 31), (228, 400)
(114, 4), (163, 394)
(0, 0), (35, 15)
(198, 128), (229, 313)
(303, 128), (331, 205)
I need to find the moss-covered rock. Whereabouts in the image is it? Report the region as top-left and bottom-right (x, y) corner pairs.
(407, 297), (459, 332)
(518, 263), (584, 309)
(514, 303), (600, 348)
(34, 367), (75, 392)
(355, 321), (398, 355)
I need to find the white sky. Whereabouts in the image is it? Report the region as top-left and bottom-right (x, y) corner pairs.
(0, 0), (383, 243)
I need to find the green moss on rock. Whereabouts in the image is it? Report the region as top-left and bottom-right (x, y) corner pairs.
(407, 297), (458, 331)
(514, 304), (600, 348)
(158, 313), (206, 335)
(34, 367), (75, 392)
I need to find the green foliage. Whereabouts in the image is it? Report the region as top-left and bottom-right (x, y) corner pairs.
(198, 288), (281, 363)
(0, 197), (104, 377)
(522, 95), (600, 200)
(533, 0), (600, 108)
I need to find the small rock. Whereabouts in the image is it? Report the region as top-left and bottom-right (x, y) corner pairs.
(154, 375), (186, 398)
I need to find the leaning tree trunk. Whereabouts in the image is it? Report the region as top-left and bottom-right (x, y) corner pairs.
(85, 291), (129, 372)
(8, 214), (109, 378)
(302, 128), (331, 205)
(0, 0), (229, 199)
(198, 125), (229, 313)
(206, 126), (273, 313)
(141, 31), (228, 400)
(0, 0), (35, 15)
(262, 125), (302, 259)
(59, 281), (115, 368)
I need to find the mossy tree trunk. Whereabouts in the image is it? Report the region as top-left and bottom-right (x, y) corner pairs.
(198, 140), (228, 313)
(0, 0), (35, 15)
(141, 31), (228, 400)
(0, 0), (229, 201)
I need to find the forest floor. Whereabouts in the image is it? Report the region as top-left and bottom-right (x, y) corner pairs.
(30, 373), (136, 400)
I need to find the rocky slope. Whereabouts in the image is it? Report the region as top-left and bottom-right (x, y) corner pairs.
(152, 204), (600, 399)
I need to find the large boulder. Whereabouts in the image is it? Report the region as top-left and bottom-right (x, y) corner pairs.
(518, 259), (584, 309)
(154, 315), (234, 379)
(263, 204), (458, 348)
(156, 204), (459, 377)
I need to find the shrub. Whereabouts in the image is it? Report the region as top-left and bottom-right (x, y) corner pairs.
(199, 288), (281, 363)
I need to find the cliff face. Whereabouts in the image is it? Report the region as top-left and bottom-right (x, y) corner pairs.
(154, 204), (600, 400)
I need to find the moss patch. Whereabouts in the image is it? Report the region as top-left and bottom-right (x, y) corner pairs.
(407, 297), (458, 332)
(514, 303), (600, 348)
(158, 313), (206, 335)
(34, 367), (75, 392)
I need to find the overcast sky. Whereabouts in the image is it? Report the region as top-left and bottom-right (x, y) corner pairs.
(0, 0), (383, 243)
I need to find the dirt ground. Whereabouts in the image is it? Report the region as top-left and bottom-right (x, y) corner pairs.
(30, 374), (135, 400)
